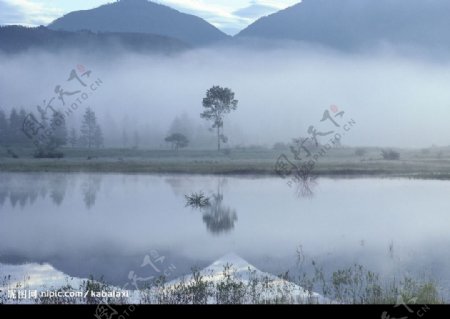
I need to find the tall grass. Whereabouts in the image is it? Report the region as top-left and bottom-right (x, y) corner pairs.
(0, 262), (444, 304)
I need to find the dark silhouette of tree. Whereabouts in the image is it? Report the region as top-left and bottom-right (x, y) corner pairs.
(165, 133), (189, 151)
(17, 109), (29, 146)
(0, 108), (8, 147)
(33, 110), (66, 158)
(381, 149), (400, 160)
(69, 128), (78, 147)
(200, 86), (238, 151)
(50, 111), (67, 148)
(80, 107), (98, 150)
(355, 148), (367, 157)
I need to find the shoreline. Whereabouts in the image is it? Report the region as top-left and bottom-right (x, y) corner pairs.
(1, 159), (450, 180)
(1, 147), (450, 179)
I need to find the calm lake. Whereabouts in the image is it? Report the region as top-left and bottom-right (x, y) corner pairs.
(1, 172), (449, 296)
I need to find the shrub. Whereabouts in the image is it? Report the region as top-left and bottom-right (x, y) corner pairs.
(355, 148), (367, 157)
(185, 192), (210, 208)
(273, 142), (289, 151)
(33, 150), (64, 158)
(381, 149), (400, 160)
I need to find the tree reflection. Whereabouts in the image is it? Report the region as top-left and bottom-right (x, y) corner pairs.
(275, 155), (318, 199)
(0, 174), (10, 207)
(49, 175), (69, 206)
(0, 189), (6, 206)
(165, 177), (194, 196)
(291, 168), (317, 199)
(185, 178), (238, 235)
(81, 175), (102, 209)
(202, 191), (237, 235)
(0, 174), (42, 209)
(0, 173), (103, 210)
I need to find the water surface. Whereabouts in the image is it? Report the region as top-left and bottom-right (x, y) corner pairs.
(0, 172), (449, 295)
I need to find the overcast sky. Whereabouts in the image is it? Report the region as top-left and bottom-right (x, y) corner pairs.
(0, 0), (300, 35)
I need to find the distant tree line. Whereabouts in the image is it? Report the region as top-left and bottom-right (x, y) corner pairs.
(0, 108), (32, 147)
(2, 85), (239, 156)
(0, 106), (104, 157)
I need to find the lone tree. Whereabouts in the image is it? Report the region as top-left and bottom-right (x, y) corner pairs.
(200, 86), (238, 151)
(165, 133), (189, 151)
(80, 107), (99, 150)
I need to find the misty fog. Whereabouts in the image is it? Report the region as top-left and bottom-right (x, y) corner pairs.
(1, 42), (449, 149)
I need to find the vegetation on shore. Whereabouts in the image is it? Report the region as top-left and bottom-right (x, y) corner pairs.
(1, 259), (444, 305)
(0, 146), (449, 179)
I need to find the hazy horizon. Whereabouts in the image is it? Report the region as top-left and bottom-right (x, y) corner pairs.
(1, 41), (449, 149)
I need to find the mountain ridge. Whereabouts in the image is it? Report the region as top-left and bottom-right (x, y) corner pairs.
(237, 0), (450, 51)
(48, 0), (229, 46)
(0, 25), (190, 55)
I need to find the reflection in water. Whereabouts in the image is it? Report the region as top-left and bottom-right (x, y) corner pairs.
(0, 174), (42, 209)
(184, 179), (238, 235)
(202, 191), (237, 235)
(1, 174), (450, 296)
(165, 177), (195, 197)
(49, 175), (69, 206)
(0, 188), (6, 206)
(81, 175), (102, 209)
(185, 192), (210, 208)
(292, 172), (317, 199)
(0, 173), (101, 209)
(275, 155), (318, 199)
(9, 188), (30, 208)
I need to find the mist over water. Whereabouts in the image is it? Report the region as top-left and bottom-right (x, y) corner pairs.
(1, 172), (450, 295)
(1, 42), (449, 149)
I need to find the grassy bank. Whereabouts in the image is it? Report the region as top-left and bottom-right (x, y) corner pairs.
(1, 146), (450, 179)
(1, 261), (444, 305)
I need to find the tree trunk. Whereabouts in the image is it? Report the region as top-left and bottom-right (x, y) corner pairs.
(217, 126), (220, 152)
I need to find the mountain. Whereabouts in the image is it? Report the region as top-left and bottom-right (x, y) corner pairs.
(0, 25), (189, 54)
(237, 0), (450, 51)
(48, 0), (229, 46)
